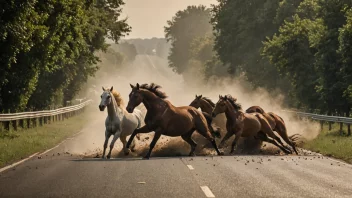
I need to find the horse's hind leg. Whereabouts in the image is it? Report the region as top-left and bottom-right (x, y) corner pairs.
(275, 126), (299, 155)
(181, 129), (197, 156)
(120, 134), (131, 155)
(256, 132), (291, 154)
(255, 114), (292, 154)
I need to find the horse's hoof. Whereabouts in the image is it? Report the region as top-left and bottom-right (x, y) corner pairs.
(124, 151), (130, 156)
(219, 152), (225, 156)
(107, 155), (111, 159)
(188, 153), (196, 157)
(142, 156), (150, 160)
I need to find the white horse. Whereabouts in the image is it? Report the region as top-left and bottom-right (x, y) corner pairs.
(99, 86), (143, 159)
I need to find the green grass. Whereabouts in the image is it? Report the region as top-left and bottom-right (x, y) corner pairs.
(0, 111), (91, 168)
(303, 123), (352, 164)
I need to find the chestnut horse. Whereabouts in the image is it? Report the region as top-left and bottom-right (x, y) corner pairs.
(125, 83), (223, 159)
(245, 106), (299, 154)
(212, 95), (292, 154)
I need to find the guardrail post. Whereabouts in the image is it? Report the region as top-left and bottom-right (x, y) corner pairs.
(27, 119), (30, 128)
(3, 121), (10, 131)
(11, 120), (17, 131)
(320, 121), (324, 130)
(19, 119), (24, 128)
(39, 117), (43, 126)
(340, 122), (343, 135)
(44, 116), (47, 125)
(329, 122), (332, 131)
(32, 118), (37, 127)
(348, 124), (351, 136)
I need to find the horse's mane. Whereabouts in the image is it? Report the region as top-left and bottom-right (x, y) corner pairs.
(140, 83), (168, 99)
(111, 90), (124, 107)
(202, 97), (215, 107)
(225, 94), (242, 111)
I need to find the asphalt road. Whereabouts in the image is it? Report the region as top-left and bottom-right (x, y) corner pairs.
(1, 127), (352, 198)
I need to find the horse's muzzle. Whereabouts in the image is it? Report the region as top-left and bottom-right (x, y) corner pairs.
(126, 107), (133, 113)
(99, 105), (106, 111)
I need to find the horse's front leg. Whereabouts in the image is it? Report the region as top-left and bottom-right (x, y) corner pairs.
(143, 128), (162, 160)
(107, 129), (121, 159)
(102, 131), (111, 159)
(219, 131), (234, 148)
(126, 125), (153, 149)
(230, 130), (243, 154)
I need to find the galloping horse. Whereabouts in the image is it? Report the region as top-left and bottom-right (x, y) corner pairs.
(99, 86), (143, 159)
(189, 95), (222, 138)
(245, 106), (299, 154)
(125, 83), (223, 159)
(212, 95), (292, 154)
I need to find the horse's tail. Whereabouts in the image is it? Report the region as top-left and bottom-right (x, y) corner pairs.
(202, 112), (222, 138)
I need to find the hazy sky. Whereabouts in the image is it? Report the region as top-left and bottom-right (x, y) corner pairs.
(121, 0), (218, 39)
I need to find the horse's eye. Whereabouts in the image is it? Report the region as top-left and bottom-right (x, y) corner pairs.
(101, 95), (102, 98)
(107, 95), (111, 98)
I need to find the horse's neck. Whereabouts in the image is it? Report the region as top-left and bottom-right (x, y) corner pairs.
(107, 96), (123, 120)
(200, 100), (213, 114)
(224, 102), (237, 121)
(142, 91), (168, 114)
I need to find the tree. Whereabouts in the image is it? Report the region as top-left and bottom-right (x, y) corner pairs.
(211, 0), (296, 91)
(0, 0), (130, 111)
(165, 5), (213, 74)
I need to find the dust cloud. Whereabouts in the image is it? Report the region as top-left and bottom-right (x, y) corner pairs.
(72, 48), (320, 158)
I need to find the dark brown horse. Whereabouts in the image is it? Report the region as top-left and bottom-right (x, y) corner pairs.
(212, 95), (292, 154)
(125, 83), (223, 159)
(245, 106), (299, 154)
(189, 95), (222, 138)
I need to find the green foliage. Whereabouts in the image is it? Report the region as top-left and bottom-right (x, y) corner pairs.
(0, 0), (130, 112)
(165, 5), (213, 74)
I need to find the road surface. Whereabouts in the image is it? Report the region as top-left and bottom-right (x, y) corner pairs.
(1, 117), (352, 198)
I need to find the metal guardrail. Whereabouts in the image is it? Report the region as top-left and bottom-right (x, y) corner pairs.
(0, 100), (92, 131)
(282, 110), (352, 124)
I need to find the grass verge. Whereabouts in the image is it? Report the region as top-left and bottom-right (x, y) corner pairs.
(0, 110), (92, 168)
(303, 123), (352, 164)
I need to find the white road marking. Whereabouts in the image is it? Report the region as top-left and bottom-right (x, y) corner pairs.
(200, 186), (215, 198)
(0, 152), (39, 173)
(187, 165), (194, 170)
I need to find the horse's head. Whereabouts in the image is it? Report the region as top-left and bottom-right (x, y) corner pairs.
(126, 83), (143, 113)
(212, 95), (228, 117)
(99, 86), (113, 111)
(189, 94), (203, 108)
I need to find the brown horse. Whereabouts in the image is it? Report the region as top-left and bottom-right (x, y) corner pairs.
(212, 95), (292, 154)
(125, 83), (223, 159)
(245, 106), (299, 154)
(189, 95), (222, 138)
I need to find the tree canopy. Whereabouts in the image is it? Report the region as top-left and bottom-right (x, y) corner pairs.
(0, 0), (130, 112)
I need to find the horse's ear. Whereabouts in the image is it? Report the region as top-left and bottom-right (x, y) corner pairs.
(102, 86), (105, 91)
(219, 95), (221, 99)
(199, 95), (202, 98)
(195, 94), (198, 98)
(110, 86), (113, 92)
(130, 84), (134, 89)
(224, 95), (227, 100)
(136, 83), (140, 90)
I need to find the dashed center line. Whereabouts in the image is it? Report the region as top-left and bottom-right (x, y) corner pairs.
(187, 165), (194, 170)
(200, 186), (215, 197)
